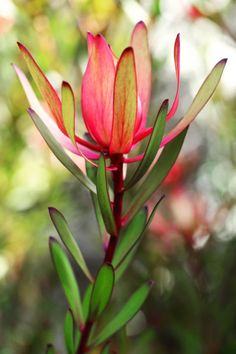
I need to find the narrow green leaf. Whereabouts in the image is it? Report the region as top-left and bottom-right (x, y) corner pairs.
(46, 344), (55, 354)
(89, 264), (115, 320)
(82, 284), (93, 322)
(97, 155), (116, 235)
(112, 208), (148, 268)
(49, 237), (84, 325)
(124, 128), (187, 221)
(91, 281), (153, 346)
(64, 310), (74, 354)
(101, 344), (111, 354)
(115, 196), (164, 282)
(125, 99), (167, 189)
(49, 207), (93, 282)
(62, 81), (75, 144)
(28, 108), (96, 193)
(86, 162), (106, 240)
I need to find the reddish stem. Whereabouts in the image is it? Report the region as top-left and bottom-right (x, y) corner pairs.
(104, 154), (124, 263)
(77, 154), (124, 353)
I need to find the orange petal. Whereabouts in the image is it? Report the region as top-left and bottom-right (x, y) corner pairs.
(17, 43), (65, 133)
(131, 21), (152, 131)
(109, 47), (137, 155)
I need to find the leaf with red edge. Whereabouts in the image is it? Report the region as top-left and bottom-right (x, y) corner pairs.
(166, 34), (180, 121)
(109, 47), (137, 154)
(162, 58), (227, 146)
(17, 42), (64, 132)
(62, 81), (75, 144)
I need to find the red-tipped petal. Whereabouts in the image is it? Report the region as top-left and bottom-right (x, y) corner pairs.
(131, 21), (152, 130)
(166, 34), (180, 121)
(17, 42), (65, 132)
(13, 64), (99, 159)
(81, 34), (115, 147)
(109, 47), (137, 155)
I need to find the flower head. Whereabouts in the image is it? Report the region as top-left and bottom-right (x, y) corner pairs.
(14, 21), (226, 166)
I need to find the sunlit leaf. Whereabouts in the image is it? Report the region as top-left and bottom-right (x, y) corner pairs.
(91, 281), (153, 346)
(49, 237), (84, 325)
(97, 155), (116, 235)
(49, 207), (93, 282)
(28, 109), (96, 193)
(64, 310), (74, 354)
(124, 129), (187, 221)
(125, 99), (167, 189)
(89, 264), (115, 320)
(62, 81), (75, 144)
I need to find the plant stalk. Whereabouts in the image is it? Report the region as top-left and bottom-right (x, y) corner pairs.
(77, 154), (124, 353)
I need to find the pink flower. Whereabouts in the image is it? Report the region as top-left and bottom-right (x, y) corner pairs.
(13, 22), (226, 164)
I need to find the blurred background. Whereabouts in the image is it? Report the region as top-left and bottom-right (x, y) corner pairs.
(1, 0), (236, 353)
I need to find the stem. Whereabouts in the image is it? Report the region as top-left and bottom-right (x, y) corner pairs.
(77, 154), (124, 353)
(104, 154), (124, 263)
(77, 320), (93, 353)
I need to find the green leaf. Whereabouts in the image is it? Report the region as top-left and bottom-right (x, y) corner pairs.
(49, 237), (84, 325)
(62, 81), (75, 144)
(91, 281), (153, 346)
(112, 208), (148, 268)
(125, 99), (167, 189)
(86, 162), (106, 240)
(46, 344), (55, 354)
(64, 310), (74, 354)
(124, 128), (187, 221)
(89, 264), (115, 320)
(49, 207), (93, 282)
(101, 344), (111, 354)
(115, 196), (164, 282)
(28, 108), (96, 193)
(82, 284), (93, 322)
(162, 58), (227, 146)
(97, 155), (116, 235)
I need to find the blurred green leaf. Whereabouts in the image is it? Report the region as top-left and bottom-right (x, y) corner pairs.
(124, 128), (187, 220)
(28, 108), (96, 193)
(97, 155), (116, 235)
(112, 208), (148, 268)
(62, 81), (75, 144)
(91, 281), (153, 346)
(89, 263), (115, 320)
(49, 237), (84, 325)
(64, 310), (74, 354)
(125, 99), (167, 189)
(49, 207), (93, 282)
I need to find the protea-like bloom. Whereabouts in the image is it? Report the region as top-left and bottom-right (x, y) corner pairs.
(13, 21), (226, 164)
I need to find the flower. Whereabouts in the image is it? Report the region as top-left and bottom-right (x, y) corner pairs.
(13, 22), (226, 164)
